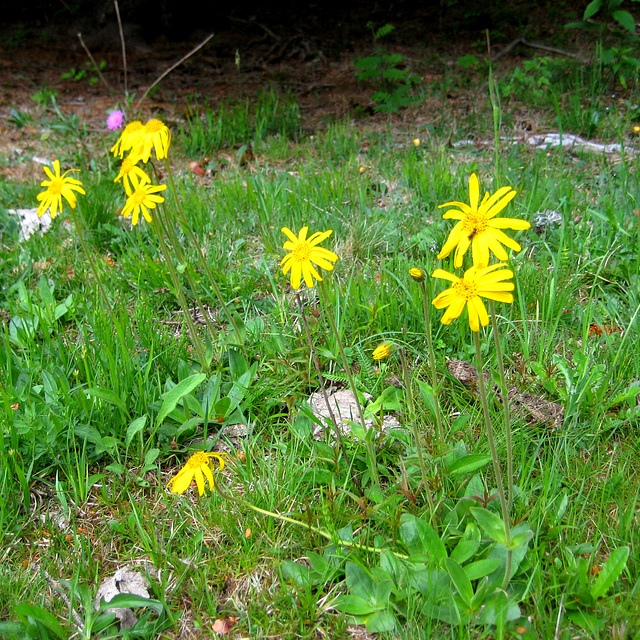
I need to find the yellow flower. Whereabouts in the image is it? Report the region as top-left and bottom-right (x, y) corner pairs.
(114, 154), (150, 193)
(281, 226), (339, 290)
(413, 138), (420, 146)
(121, 174), (167, 225)
(409, 267), (425, 283)
(134, 119), (172, 163)
(36, 160), (86, 218)
(372, 343), (393, 360)
(168, 451), (226, 496)
(431, 263), (514, 332)
(437, 173), (529, 268)
(110, 120), (145, 158)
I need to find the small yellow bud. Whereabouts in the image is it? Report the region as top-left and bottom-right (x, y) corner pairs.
(359, 166), (366, 173)
(413, 138), (420, 146)
(409, 267), (425, 282)
(634, 125), (640, 134)
(372, 343), (393, 361)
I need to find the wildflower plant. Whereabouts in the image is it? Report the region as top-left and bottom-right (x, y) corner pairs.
(431, 171), (531, 589)
(108, 116), (248, 369)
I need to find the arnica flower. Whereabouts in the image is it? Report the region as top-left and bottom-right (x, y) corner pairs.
(114, 155), (150, 193)
(437, 173), (530, 268)
(281, 226), (339, 290)
(121, 174), (167, 226)
(409, 267), (425, 283)
(106, 110), (124, 131)
(36, 160), (86, 218)
(135, 119), (172, 163)
(111, 120), (145, 158)
(168, 451), (226, 496)
(432, 263), (514, 332)
(372, 343), (393, 360)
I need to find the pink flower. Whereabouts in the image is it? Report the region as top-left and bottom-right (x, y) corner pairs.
(106, 110), (124, 131)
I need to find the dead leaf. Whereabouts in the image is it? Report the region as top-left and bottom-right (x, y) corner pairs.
(94, 566), (151, 629)
(213, 617), (237, 635)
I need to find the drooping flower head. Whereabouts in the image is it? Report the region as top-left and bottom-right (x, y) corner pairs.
(121, 173), (167, 226)
(36, 160), (86, 218)
(431, 263), (514, 332)
(114, 154), (151, 193)
(409, 267), (425, 283)
(168, 451), (226, 496)
(281, 226), (339, 290)
(111, 120), (145, 158)
(437, 173), (530, 268)
(135, 119), (172, 163)
(372, 343), (393, 360)
(106, 110), (124, 131)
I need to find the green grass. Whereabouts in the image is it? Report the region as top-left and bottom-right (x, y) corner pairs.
(1, 48), (640, 640)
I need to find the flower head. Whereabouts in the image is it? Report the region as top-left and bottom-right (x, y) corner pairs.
(115, 154), (151, 193)
(372, 343), (393, 360)
(121, 174), (167, 225)
(106, 110), (124, 131)
(431, 263), (514, 332)
(409, 267), (425, 283)
(111, 120), (145, 158)
(36, 160), (86, 218)
(135, 119), (172, 163)
(168, 451), (226, 496)
(281, 226), (339, 290)
(413, 138), (420, 146)
(437, 173), (530, 268)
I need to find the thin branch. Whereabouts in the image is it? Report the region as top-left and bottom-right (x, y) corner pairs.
(490, 36), (579, 62)
(134, 33), (214, 110)
(114, 0), (128, 96)
(77, 32), (115, 93)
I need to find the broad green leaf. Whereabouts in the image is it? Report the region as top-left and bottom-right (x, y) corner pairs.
(85, 387), (128, 411)
(567, 609), (605, 633)
(450, 522), (481, 564)
(125, 415), (148, 448)
(399, 514), (447, 565)
(470, 507), (508, 546)
(281, 560), (317, 588)
(365, 609), (397, 633)
(14, 604), (68, 639)
(448, 454), (491, 475)
(590, 546), (629, 599)
(613, 10), (636, 33)
(95, 593), (164, 615)
(583, 0), (603, 20)
(445, 558), (474, 608)
(463, 557), (502, 581)
(336, 594), (380, 616)
(345, 562), (376, 601)
(507, 527), (534, 551)
(156, 373), (206, 426)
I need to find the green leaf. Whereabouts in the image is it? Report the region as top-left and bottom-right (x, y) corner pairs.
(470, 507), (508, 546)
(463, 557), (502, 581)
(447, 454), (491, 475)
(445, 558), (474, 608)
(612, 10), (636, 34)
(13, 604), (68, 639)
(450, 522), (481, 564)
(125, 415), (147, 448)
(156, 373), (206, 426)
(590, 546), (629, 599)
(365, 609), (397, 633)
(508, 527), (534, 551)
(583, 0), (603, 20)
(399, 514), (447, 565)
(336, 594), (380, 616)
(95, 593), (164, 615)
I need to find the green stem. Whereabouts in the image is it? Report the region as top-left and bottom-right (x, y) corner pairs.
(472, 330), (512, 588)
(214, 481), (406, 558)
(163, 157), (248, 362)
(419, 279), (444, 442)
(295, 293), (362, 495)
(151, 209), (210, 373)
(488, 300), (514, 515)
(317, 278), (380, 492)
(399, 348), (435, 515)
